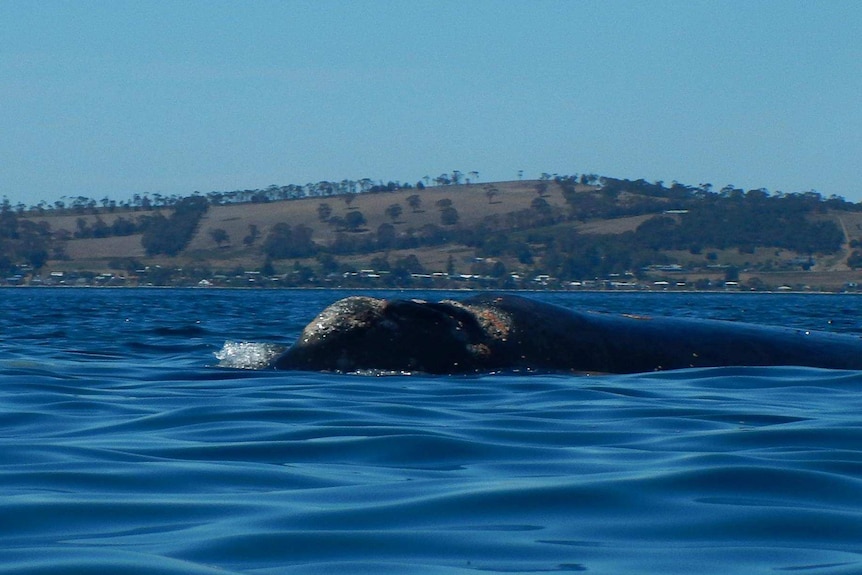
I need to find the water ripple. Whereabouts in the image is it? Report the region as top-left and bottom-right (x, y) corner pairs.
(2, 290), (862, 573)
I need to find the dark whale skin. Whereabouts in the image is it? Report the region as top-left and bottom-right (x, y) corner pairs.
(271, 293), (862, 374)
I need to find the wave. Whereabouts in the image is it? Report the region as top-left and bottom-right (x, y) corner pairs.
(0, 366), (861, 573)
(2, 290), (862, 573)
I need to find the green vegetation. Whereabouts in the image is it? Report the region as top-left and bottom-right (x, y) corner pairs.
(0, 198), (51, 274)
(3, 170), (862, 291)
(141, 196), (210, 256)
(262, 224), (315, 259)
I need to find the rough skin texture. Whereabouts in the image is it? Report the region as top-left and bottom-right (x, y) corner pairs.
(272, 293), (862, 374)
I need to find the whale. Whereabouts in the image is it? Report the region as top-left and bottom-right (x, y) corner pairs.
(270, 293), (862, 374)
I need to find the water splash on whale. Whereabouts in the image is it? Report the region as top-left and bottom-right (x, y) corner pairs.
(215, 341), (285, 370)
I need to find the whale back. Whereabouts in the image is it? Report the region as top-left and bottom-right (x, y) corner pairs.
(271, 293), (862, 374)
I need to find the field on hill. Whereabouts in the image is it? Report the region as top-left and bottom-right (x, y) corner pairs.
(47, 180), (577, 269)
(188, 180), (569, 251)
(15, 176), (862, 291)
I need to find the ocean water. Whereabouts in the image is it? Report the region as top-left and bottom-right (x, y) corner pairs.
(2, 288), (862, 574)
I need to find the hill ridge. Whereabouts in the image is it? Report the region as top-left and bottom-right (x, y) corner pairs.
(5, 176), (862, 291)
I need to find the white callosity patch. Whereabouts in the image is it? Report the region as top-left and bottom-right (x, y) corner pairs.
(299, 297), (386, 345)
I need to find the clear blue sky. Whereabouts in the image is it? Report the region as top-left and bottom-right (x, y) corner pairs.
(2, 0), (861, 206)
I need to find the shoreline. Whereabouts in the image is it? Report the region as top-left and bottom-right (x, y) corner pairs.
(1, 284), (859, 295)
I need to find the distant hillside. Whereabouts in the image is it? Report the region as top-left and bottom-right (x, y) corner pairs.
(28, 179), (580, 269)
(6, 175), (862, 291)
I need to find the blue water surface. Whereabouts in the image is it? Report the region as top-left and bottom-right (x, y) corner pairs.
(1, 288), (862, 574)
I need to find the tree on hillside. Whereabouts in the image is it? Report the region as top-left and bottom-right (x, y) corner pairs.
(140, 214), (173, 255)
(316, 253), (340, 275)
(485, 186), (500, 204)
(317, 202), (332, 221)
(395, 254), (424, 273)
(344, 210), (366, 231)
(140, 196), (209, 256)
(111, 216), (138, 236)
(848, 251), (862, 269)
(531, 197), (551, 212)
(243, 224), (260, 246)
(0, 203), (52, 272)
(376, 223), (396, 249)
(262, 223), (316, 259)
(535, 182), (549, 197)
(210, 228), (229, 247)
(327, 216), (346, 231)
(385, 203), (403, 223)
(440, 206), (459, 226)
(75, 218), (91, 239)
(390, 254), (425, 283)
(260, 258), (276, 276)
(92, 217), (110, 238)
(406, 194), (423, 213)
